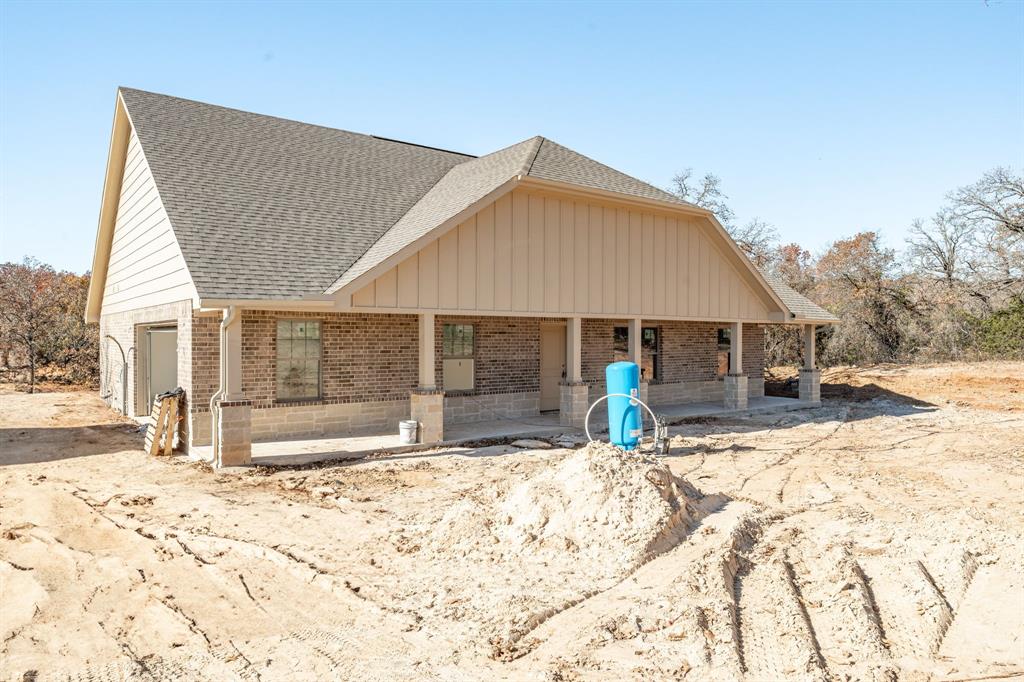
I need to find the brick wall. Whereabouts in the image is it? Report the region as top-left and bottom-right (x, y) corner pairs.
(582, 319), (766, 391)
(434, 316), (561, 395)
(237, 310), (420, 407)
(98, 300), (194, 418)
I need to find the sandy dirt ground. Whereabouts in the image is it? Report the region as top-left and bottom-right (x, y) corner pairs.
(2, 362), (1022, 681)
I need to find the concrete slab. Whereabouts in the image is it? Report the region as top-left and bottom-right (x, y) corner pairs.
(192, 396), (812, 468)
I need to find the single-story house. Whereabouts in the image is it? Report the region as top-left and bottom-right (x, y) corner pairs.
(86, 88), (837, 467)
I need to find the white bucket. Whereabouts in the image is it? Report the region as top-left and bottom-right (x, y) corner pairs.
(398, 419), (418, 445)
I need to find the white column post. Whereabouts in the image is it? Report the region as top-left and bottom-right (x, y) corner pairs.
(223, 310), (244, 400)
(418, 312), (436, 390)
(729, 321), (743, 375)
(800, 324), (821, 403)
(803, 324), (816, 370)
(724, 321), (748, 410)
(411, 312), (443, 442)
(627, 318), (642, 365)
(566, 317), (582, 383)
(560, 317), (587, 427)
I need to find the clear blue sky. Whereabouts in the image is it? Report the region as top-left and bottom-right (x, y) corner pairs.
(1, 1), (1022, 273)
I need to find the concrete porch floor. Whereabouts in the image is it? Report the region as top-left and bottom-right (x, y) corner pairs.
(192, 396), (813, 468)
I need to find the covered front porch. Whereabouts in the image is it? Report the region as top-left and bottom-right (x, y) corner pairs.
(196, 393), (809, 468)
(202, 309), (822, 468)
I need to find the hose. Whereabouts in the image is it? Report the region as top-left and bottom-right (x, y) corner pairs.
(584, 393), (667, 455)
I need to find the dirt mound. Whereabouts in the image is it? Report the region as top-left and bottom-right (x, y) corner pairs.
(414, 443), (705, 659)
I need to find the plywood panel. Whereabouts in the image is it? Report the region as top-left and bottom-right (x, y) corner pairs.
(559, 200), (575, 312)
(588, 205), (603, 313)
(397, 254), (418, 307)
(511, 190), (529, 311)
(458, 218), (477, 309)
(642, 213), (655, 315)
(664, 216), (676, 316)
(418, 240), (439, 308)
(438, 228), (458, 309)
(375, 268), (397, 308)
(476, 203), (495, 310)
(349, 187), (777, 321)
(602, 207), (616, 314)
(628, 210), (642, 313)
(573, 202), (588, 313)
(544, 196), (560, 312)
(493, 194), (512, 310)
(528, 193), (545, 311)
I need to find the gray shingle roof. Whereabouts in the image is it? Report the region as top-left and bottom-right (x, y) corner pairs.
(327, 137), (542, 293)
(759, 270), (839, 322)
(119, 88), (472, 300)
(118, 88), (835, 323)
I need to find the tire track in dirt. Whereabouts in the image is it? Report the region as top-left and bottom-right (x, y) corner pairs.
(513, 500), (768, 679)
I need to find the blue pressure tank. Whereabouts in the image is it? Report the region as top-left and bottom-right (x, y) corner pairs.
(606, 361), (642, 450)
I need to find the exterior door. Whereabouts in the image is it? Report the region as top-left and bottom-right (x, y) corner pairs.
(539, 324), (566, 412)
(147, 327), (178, 407)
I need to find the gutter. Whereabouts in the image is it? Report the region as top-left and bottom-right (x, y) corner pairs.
(209, 305), (238, 467)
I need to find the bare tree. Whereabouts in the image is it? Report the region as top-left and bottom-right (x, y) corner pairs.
(948, 167), (1024, 236)
(670, 168), (735, 225)
(670, 168), (778, 266)
(906, 209), (973, 286)
(0, 258), (59, 392)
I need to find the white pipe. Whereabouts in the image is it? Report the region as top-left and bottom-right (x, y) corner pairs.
(584, 393), (661, 445)
(210, 305), (238, 467)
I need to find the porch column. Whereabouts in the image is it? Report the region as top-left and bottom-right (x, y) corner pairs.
(627, 318), (642, 365)
(216, 308), (251, 467)
(799, 324), (821, 403)
(724, 321), (748, 410)
(560, 317), (587, 427)
(411, 312), (444, 443)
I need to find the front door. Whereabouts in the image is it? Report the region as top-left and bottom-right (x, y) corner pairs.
(539, 324), (566, 412)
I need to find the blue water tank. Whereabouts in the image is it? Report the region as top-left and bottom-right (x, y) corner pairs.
(606, 361), (642, 450)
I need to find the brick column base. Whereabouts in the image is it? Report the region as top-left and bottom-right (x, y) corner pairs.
(410, 390), (444, 443)
(560, 383), (589, 428)
(799, 368), (821, 403)
(217, 400), (252, 467)
(724, 374), (748, 410)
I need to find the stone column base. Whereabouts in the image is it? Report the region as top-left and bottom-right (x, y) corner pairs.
(799, 368), (821, 403)
(560, 383), (589, 428)
(724, 374), (748, 410)
(217, 400), (252, 467)
(410, 390), (444, 443)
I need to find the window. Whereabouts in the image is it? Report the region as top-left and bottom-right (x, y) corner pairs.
(277, 320), (321, 400)
(612, 326), (660, 381)
(642, 327), (660, 381)
(443, 324), (474, 358)
(717, 327), (731, 377)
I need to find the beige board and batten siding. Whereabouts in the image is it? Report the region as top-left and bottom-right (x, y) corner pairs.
(351, 188), (774, 320)
(100, 127), (197, 316)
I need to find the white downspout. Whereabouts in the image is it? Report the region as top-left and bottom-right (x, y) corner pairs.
(209, 305), (238, 467)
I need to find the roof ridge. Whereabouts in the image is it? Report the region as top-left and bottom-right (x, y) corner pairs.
(117, 86), (475, 159)
(521, 136), (545, 177)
